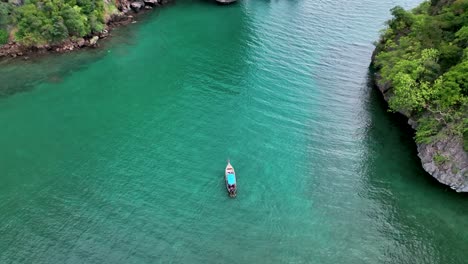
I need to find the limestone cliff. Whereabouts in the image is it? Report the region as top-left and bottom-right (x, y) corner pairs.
(372, 68), (468, 192)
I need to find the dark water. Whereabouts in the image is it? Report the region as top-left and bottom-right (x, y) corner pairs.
(0, 0), (467, 263)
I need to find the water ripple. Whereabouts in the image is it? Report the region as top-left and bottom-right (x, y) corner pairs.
(1, 0), (467, 264)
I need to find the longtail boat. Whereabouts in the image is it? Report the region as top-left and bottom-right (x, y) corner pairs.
(225, 160), (237, 197)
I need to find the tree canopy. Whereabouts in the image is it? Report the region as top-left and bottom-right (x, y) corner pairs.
(0, 0), (115, 46)
(375, 0), (468, 150)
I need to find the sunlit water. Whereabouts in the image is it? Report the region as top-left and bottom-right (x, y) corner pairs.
(1, 0), (467, 263)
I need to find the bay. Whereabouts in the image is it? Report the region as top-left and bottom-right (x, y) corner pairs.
(0, 0), (467, 263)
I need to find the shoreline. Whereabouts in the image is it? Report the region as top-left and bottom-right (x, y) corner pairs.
(0, 0), (174, 61)
(370, 50), (468, 193)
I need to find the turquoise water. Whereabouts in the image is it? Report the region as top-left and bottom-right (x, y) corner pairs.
(1, 0), (467, 263)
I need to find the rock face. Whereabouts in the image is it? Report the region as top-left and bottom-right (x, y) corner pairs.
(143, 0), (158, 6)
(89, 36), (99, 46)
(0, 42), (22, 58)
(130, 1), (145, 12)
(116, 0), (131, 12)
(77, 38), (86, 47)
(418, 136), (468, 192)
(372, 57), (468, 192)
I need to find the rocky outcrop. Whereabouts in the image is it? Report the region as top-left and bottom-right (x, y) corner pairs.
(116, 0), (129, 11)
(143, 0), (158, 6)
(372, 58), (468, 192)
(419, 136), (468, 192)
(89, 36), (99, 47)
(130, 1), (145, 12)
(76, 38), (86, 47)
(0, 27), (114, 57)
(0, 42), (23, 58)
(0, 0), (174, 59)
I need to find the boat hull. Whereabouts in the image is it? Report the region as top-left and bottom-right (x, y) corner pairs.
(225, 162), (237, 197)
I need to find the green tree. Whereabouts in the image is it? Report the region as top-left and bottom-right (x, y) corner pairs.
(61, 5), (88, 37)
(14, 0), (108, 45)
(375, 0), (468, 147)
(0, 28), (8, 44)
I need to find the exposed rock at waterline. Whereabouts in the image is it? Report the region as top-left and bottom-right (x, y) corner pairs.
(130, 1), (145, 12)
(144, 0), (159, 6)
(89, 36), (99, 47)
(116, 0), (131, 12)
(0, 0), (175, 59)
(418, 135), (468, 192)
(372, 62), (468, 192)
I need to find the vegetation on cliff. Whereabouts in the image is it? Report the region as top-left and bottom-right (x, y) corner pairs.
(0, 1), (12, 44)
(374, 0), (468, 151)
(0, 0), (119, 46)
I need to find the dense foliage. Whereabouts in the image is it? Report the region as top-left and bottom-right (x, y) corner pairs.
(0, 1), (12, 44)
(0, 0), (118, 46)
(374, 0), (468, 150)
(15, 0), (107, 45)
(0, 29), (7, 44)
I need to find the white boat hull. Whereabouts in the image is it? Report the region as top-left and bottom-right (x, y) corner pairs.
(225, 162), (237, 197)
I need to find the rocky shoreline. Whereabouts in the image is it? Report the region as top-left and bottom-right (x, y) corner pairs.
(371, 52), (468, 193)
(0, 0), (173, 60)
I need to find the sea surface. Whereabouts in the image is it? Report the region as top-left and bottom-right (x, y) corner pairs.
(0, 0), (467, 263)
